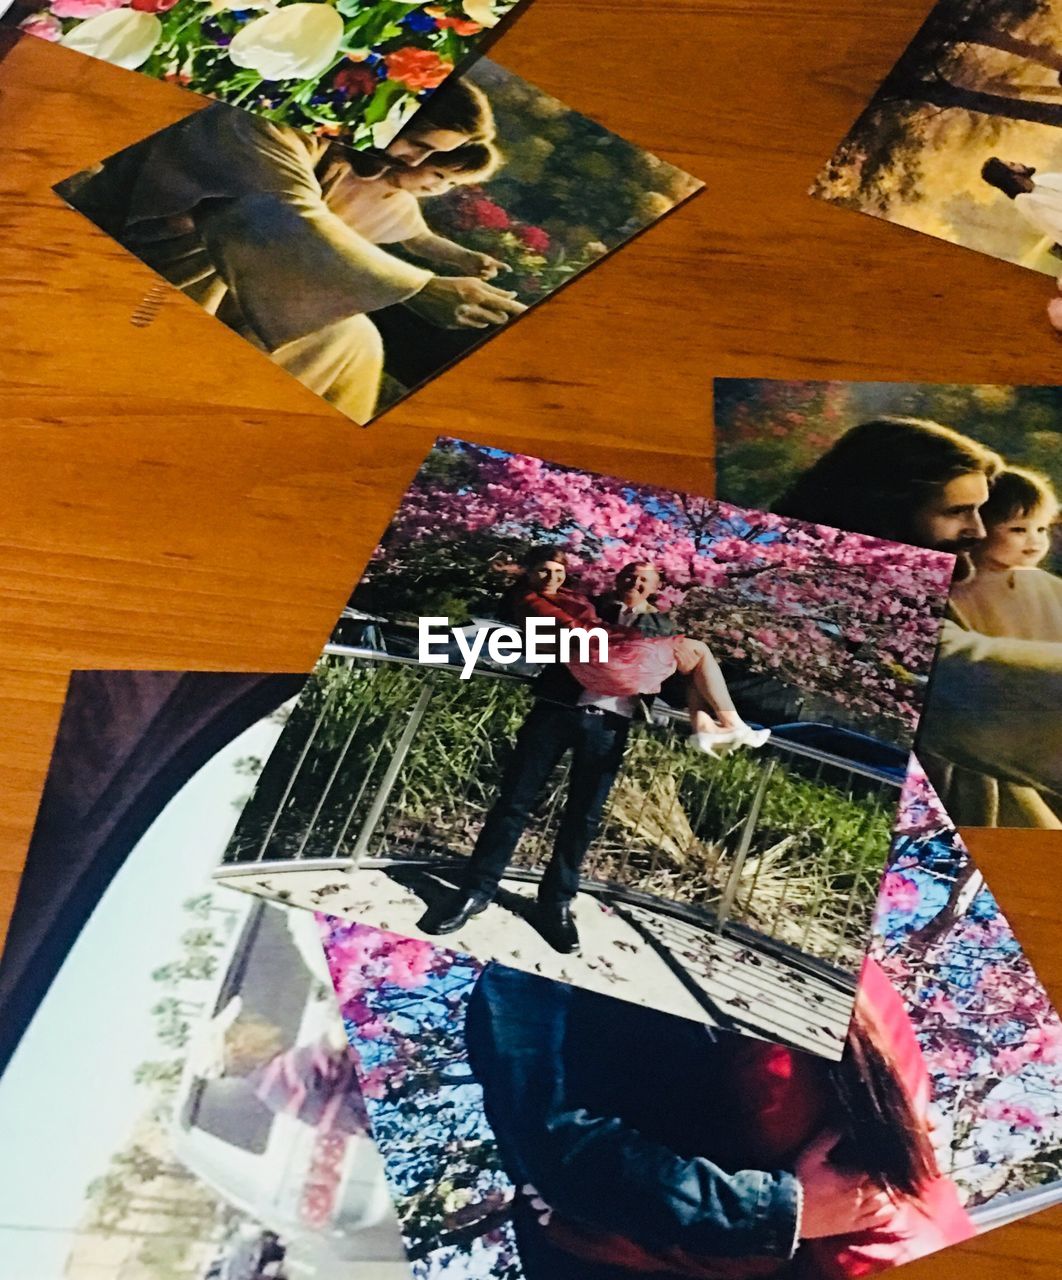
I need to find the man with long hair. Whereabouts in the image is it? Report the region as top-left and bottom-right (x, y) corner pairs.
(56, 78), (524, 424)
(773, 416), (1062, 823)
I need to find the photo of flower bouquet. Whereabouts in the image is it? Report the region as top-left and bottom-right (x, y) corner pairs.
(8, 0), (524, 148)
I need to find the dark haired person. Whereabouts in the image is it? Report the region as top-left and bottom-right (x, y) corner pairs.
(466, 959), (973, 1280)
(775, 416), (1062, 826)
(422, 547), (624, 954)
(423, 550), (687, 954)
(58, 78), (523, 424)
(772, 416), (1002, 554)
(982, 156), (1062, 251)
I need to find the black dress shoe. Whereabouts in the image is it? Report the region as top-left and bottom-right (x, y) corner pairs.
(538, 900), (580, 954)
(420, 889), (493, 935)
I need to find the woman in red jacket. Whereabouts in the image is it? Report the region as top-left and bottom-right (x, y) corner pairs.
(474, 955), (975, 1280)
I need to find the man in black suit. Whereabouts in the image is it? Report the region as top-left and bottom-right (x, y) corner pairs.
(422, 560), (671, 954)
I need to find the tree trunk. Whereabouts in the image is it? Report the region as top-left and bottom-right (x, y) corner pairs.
(884, 72), (1062, 126)
(906, 860), (983, 950)
(967, 29), (1062, 74)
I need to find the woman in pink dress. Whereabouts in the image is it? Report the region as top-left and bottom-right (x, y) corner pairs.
(501, 547), (769, 756)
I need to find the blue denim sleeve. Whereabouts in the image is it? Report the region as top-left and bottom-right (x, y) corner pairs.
(466, 965), (801, 1261)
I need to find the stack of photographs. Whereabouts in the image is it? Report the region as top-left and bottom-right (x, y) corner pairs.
(213, 437), (956, 1051)
(1, 8), (1061, 1278)
(713, 378), (1062, 831)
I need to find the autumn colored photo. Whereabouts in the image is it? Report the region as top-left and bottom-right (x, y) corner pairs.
(54, 59), (701, 425)
(215, 440), (954, 1048)
(815, 0), (1062, 274)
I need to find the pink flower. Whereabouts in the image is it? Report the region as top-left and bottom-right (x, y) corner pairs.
(130, 0), (180, 11)
(925, 1044), (973, 1078)
(993, 1045), (1033, 1075)
(48, 0), (123, 17)
(983, 1099), (1047, 1131)
(519, 224), (551, 253)
(880, 871), (920, 914)
(923, 991), (960, 1024)
(1023, 1022), (1062, 1065)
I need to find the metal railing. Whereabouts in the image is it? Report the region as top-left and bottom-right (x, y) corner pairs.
(222, 648), (901, 975)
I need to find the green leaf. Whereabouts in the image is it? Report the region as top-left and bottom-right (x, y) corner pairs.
(363, 79), (408, 127)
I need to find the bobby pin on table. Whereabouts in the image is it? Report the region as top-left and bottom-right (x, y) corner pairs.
(1, 3), (1060, 1276)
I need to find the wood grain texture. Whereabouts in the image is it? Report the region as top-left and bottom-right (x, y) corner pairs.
(0, 4), (1060, 1271)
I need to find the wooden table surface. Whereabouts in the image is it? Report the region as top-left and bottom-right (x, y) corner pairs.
(1, 3), (1060, 1274)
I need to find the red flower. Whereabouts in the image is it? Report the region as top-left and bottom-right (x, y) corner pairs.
(130, 0), (179, 10)
(334, 64), (379, 98)
(384, 47), (453, 92)
(469, 197), (510, 230)
(518, 224), (550, 253)
(434, 15), (482, 34)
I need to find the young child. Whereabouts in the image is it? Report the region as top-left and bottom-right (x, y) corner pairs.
(320, 141), (509, 281)
(952, 465), (1062, 641)
(949, 466), (1061, 827)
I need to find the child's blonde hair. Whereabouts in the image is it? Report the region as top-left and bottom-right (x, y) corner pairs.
(222, 1013), (285, 1076)
(981, 466), (1060, 527)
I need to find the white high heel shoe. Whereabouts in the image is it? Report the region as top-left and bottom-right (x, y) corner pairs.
(735, 724), (771, 749)
(688, 727), (743, 757)
(688, 724), (771, 757)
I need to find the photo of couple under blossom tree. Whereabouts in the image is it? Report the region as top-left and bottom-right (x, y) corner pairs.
(217, 439), (953, 1051)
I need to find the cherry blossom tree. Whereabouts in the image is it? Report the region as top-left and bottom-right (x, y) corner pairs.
(352, 440), (953, 740)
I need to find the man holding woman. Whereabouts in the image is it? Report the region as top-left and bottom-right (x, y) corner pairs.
(423, 549), (766, 953)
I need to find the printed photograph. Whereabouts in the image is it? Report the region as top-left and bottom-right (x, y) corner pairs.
(318, 770), (1062, 1280)
(0, 674), (409, 1280)
(7, 0), (525, 149)
(52, 59), (702, 425)
(713, 378), (1062, 830)
(214, 438), (954, 1053)
(814, 0), (1062, 274)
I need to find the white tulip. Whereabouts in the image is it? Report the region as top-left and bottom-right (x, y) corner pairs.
(227, 3), (344, 82)
(461, 0), (501, 28)
(60, 9), (162, 71)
